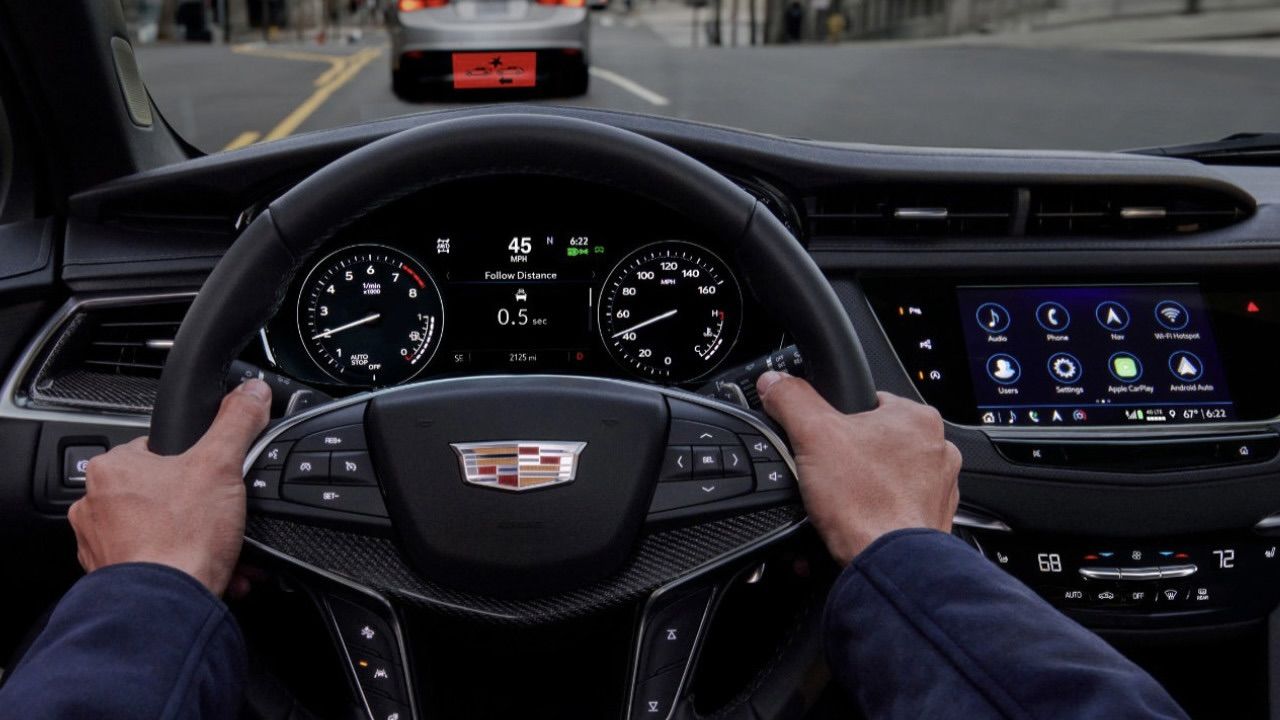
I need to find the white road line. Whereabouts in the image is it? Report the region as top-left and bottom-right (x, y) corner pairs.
(589, 66), (671, 106)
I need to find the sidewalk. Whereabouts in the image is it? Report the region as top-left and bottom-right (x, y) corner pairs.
(623, 0), (764, 48)
(952, 5), (1280, 47)
(628, 0), (1280, 53)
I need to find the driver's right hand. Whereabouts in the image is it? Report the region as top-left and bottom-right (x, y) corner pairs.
(756, 372), (962, 565)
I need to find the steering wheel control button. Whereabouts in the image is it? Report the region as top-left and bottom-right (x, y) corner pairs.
(669, 419), (737, 446)
(328, 597), (397, 658)
(661, 446), (692, 481)
(244, 469), (281, 499)
(1095, 301), (1131, 332)
(284, 452), (331, 483)
(985, 354), (1021, 385)
(691, 446), (723, 477)
(62, 445), (105, 487)
(649, 477), (753, 513)
(330, 451), (377, 485)
(252, 442), (292, 470)
(722, 446), (748, 475)
(975, 302), (1010, 334)
(631, 665), (683, 719)
(754, 462), (796, 491)
(295, 424), (367, 453)
(1154, 300), (1191, 330)
(351, 650), (405, 702)
(640, 589), (711, 678)
(1035, 302), (1071, 333)
(741, 435), (782, 463)
(364, 695), (410, 720)
(281, 484), (390, 517)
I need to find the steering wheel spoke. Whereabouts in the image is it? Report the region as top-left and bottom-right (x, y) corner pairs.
(315, 590), (418, 720)
(627, 581), (718, 720)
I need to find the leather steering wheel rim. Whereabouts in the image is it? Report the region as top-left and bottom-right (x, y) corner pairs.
(149, 113), (878, 719)
(151, 113), (875, 453)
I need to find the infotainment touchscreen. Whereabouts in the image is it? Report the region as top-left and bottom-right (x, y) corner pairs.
(955, 284), (1235, 426)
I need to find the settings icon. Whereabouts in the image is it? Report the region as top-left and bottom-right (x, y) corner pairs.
(1048, 353), (1082, 383)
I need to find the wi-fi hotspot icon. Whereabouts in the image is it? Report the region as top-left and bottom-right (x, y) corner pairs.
(1160, 307), (1182, 324)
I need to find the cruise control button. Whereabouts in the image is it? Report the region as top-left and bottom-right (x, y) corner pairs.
(330, 452), (377, 485)
(741, 435), (782, 462)
(753, 462), (795, 491)
(284, 452), (330, 483)
(691, 446), (723, 477)
(721, 446), (748, 475)
(295, 424), (367, 452)
(281, 484), (389, 517)
(661, 446), (692, 481)
(669, 419), (737, 446)
(649, 477), (753, 513)
(252, 442), (291, 469)
(244, 469), (281, 499)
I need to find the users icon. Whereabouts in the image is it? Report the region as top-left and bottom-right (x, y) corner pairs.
(986, 354), (1022, 384)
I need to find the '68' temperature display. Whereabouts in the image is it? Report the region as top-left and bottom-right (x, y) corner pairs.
(599, 241), (742, 382)
(298, 245), (445, 386)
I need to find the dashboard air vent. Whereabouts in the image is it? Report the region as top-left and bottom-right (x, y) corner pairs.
(806, 185), (1017, 238)
(1026, 185), (1251, 236)
(27, 297), (192, 414)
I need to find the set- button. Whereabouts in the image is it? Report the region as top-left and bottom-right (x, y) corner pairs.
(246, 423), (388, 517)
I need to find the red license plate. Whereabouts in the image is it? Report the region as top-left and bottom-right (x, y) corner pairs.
(451, 52), (537, 90)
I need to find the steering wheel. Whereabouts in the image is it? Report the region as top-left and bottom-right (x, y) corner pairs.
(151, 114), (877, 720)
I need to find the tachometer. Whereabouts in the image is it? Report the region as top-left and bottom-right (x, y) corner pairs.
(298, 245), (444, 386)
(599, 241), (742, 382)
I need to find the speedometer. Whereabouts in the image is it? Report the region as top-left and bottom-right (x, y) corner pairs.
(598, 241), (742, 382)
(298, 245), (444, 386)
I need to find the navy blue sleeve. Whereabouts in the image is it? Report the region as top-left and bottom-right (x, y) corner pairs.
(824, 528), (1188, 720)
(0, 562), (246, 720)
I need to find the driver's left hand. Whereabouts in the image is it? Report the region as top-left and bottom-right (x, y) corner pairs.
(68, 379), (272, 596)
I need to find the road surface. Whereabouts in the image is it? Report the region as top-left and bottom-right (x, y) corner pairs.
(134, 8), (1280, 153)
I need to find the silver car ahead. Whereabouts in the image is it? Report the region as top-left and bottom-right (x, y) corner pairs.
(389, 0), (590, 97)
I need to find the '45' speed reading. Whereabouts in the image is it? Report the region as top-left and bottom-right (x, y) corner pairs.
(599, 241), (742, 382)
(298, 245), (445, 386)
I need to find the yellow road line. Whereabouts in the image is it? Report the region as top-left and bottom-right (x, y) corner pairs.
(219, 44), (385, 151)
(262, 46), (384, 142)
(223, 130), (263, 151)
(231, 44), (348, 87)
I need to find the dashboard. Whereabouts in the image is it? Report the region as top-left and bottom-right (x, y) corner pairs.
(261, 179), (782, 391)
(10, 105), (1280, 718)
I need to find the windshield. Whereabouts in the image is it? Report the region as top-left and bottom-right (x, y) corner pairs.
(126, 0), (1280, 152)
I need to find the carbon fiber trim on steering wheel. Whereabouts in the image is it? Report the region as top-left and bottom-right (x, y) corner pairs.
(246, 505), (803, 625)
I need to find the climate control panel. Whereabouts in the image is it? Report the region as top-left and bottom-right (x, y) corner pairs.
(964, 529), (1280, 626)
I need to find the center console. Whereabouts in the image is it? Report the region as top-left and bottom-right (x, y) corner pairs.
(863, 274), (1280, 629)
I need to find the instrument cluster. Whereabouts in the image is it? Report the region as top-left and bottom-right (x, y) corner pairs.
(263, 178), (780, 390)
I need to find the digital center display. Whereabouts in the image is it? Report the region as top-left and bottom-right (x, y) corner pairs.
(956, 284), (1235, 426)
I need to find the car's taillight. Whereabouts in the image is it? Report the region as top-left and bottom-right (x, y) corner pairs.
(537, 0), (586, 6)
(399, 0), (446, 11)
